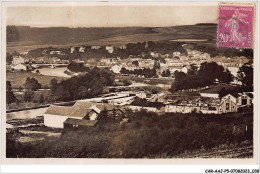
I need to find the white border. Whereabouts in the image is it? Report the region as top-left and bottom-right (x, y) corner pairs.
(1, 0), (259, 173)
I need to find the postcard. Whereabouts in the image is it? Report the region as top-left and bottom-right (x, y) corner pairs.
(1, 1), (258, 165)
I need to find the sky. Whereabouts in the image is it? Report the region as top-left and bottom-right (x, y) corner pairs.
(7, 5), (218, 27)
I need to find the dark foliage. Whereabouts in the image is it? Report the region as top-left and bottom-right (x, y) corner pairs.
(6, 81), (16, 105)
(6, 111), (253, 158)
(50, 67), (115, 101)
(120, 67), (157, 78)
(67, 62), (90, 72)
(24, 77), (41, 91)
(170, 62), (234, 92)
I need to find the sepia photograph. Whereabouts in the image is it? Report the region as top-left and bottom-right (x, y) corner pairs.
(1, 1), (258, 165)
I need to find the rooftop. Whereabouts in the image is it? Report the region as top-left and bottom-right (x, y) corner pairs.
(64, 118), (98, 127)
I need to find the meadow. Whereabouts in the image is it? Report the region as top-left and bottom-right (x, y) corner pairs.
(6, 110), (253, 158)
(7, 71), (68, 89)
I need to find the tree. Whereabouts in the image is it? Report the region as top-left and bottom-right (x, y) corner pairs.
(50, 78), (58, 94)
(52, 85), (70, 102)
(6, 81), (16, 105)
(78, 86), (89, 99)
(219, 69), (233, 84)
(132, 61), (139, 67)
(39, 95), (44, 104)
(162, 69), (171, 77)
(24, 90), (35, 102)
(187, 64), (198, 75)
(24, 77), (41, 91)
(6, 53), (13, 64)
(197, 62), (225, 86)
(237, 65), (253, 91)
(153, 60), (160, 70)
(97, 107), (108, 120)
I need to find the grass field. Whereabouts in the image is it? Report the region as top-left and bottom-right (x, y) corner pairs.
(7, 71), (69, 89)
(6, 24), (217, 53)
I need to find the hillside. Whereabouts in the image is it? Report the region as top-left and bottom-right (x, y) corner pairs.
(6, 24), (217, 52)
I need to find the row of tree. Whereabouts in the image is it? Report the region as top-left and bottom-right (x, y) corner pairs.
(169, 62), (234, 92)
(120, 67), (157, 78)
(49, 67), (115, 102)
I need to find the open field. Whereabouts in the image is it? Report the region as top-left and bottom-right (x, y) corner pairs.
(7, 71), (69, 89)
(7, 24), (217, 53)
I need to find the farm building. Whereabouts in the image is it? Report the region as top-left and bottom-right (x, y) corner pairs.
(12, 56), (25, 65)
(12, 64), (27, 71)
(43, 101), (122, 128)
(165, 93), (253, 114)
(200, 92), (219, 98)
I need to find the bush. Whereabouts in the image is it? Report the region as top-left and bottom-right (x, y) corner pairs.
(7, 111), (253, 158)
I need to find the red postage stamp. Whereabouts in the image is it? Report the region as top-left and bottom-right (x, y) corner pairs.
(217, 4), (255, 49)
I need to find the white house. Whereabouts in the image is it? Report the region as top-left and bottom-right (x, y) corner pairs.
(200, 92), (219, 98)
(106, 46), (114, 53)
(12, 56), (25, 65)
(79, 46), (85, 53)
(43, 106), (82, 128)
(181, 66), (188, 73)
(91, 45), (101, 50)
(12, 64), (27, 71)
(173, 51), (181, 58)
(110, 65), (122, 74)
(43, 101), (120, 128)
(71, 47), (75, 53)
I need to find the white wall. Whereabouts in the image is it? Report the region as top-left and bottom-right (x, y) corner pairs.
(43, 114), (68, 128)
(128, 106), (158, 112)
(200, 93), (219, 98)
(89, 112), (98, 120)
(200, 110), (219, 114)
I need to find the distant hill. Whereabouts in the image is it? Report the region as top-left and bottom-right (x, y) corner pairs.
(7, 24), (217, 49)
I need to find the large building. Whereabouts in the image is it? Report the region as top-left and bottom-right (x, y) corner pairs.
(43, 101), (121, 128)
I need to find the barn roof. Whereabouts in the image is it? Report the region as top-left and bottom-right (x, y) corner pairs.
(69, 108), (91, 118)
(72, 101), (93, 109)
(45, 105), (74, 116)
(94, 103), (116, 111)
(64, 118), (98, 127)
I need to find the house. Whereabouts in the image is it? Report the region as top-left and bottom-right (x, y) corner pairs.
(50, 51), (62, 55)
(12, 64), (27, 71)
(91, 45), (101, 50)
(12, 56), (25, 65)
(125, 64), (139, 71)
(79, 46), (85, 53)
(167, 65), (182, 73)
(105, 46), (114, 53)
(217, 94), (237, 113)
(119, 45), (126, 49)
(110, 65), (122, 74)
(44, 105), (80, 128)
(173, 51), (181, 58)
(71, 47), (75, 53)
(181, 66), (188, 73)
(200, 90), (219, 98)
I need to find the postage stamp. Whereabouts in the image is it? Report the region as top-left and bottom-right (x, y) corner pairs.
(217, 4), (255, 49)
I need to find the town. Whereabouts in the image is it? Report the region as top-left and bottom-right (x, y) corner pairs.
(5, 25), (254, 160)
(6, 41), (253, 130)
